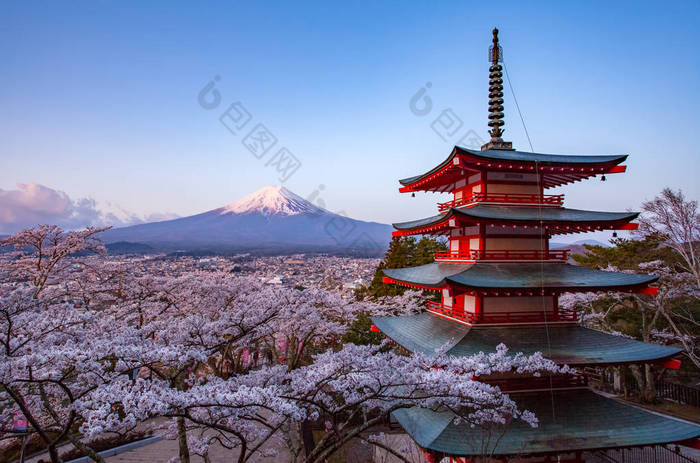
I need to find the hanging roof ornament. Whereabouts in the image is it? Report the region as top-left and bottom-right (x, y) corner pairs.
(482, 28), (514, 151)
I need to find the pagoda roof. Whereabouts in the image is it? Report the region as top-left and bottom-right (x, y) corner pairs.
(382, 262), (656, 292)
(393, 205), (638, 235)
(399, 146), (628, 191)
(392, 389), (700, 457)
(371, 312), (681, 365)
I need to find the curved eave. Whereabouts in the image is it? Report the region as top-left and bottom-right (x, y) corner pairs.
(455, 146), (628, 166)
(392, 390), (700, 457)
(382, 263), (658, 292)
(392, 206), (640, 236)
(372, 313), (681, 366)
(398, 146), (628, 192)
(399, 151), (458, 186)
(382, 262), (471, 288)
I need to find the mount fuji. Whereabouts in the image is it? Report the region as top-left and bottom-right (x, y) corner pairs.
(100, 186), (392, 255)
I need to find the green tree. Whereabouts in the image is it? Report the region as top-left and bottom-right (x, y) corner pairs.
(342, 312), (385, 346)
(571, 233), (678, 271)
(356, 236), (446, 299)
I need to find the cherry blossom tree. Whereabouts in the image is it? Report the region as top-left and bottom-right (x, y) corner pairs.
(1, 226), (568, 463)
(0, 224), (108, 298)
(637, 188), (700, 288)
(75, 342), (565, 463)
(561, 262), (698, 400)
(0, 226), (121, 462)
(635, 261), (699, 370)
(635, 189), (700, 370)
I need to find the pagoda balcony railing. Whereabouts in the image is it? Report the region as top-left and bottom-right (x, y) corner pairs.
(426, 301), (580, 325)
(434, 249), (569, 262)
(486, 375), (587, 392)
(438, 192), (564, 212)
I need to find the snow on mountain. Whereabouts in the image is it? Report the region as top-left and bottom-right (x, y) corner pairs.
(217, 186), (324, 216)
(100, 186), (392, 255)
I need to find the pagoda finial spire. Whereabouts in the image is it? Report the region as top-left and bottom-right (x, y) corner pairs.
(482, 28), (513, 151)
(490, 27), (501, 65)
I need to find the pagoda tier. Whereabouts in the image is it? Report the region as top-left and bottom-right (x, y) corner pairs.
(392, 205), (639, 237)
(372, 312), (681, 366)
(382, 262), (657, 294)
(392, 389), (700, 459)
(398, 145), (628, 193)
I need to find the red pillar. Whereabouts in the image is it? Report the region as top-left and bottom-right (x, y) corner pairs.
(478, 223), (485, 251)
(475, 293), (483, 322)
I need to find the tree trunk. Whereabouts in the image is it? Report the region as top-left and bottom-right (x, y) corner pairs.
(629, 365), (656, 403)
(67, 433), (106, 463)
(48, 443), (62, 463)
(301, 420), (315, 457)
(177, 417), (190, 463)
(642, 363), (656, 403)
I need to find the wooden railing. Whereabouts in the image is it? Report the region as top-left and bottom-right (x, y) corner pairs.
(426, 301), (579, 325)
(487, 375), (587, 392)
(655, 380), (700, 408)
(434, 249), (569, 262)
(594, 446), (699, 463)
(438, 192), (564, 212)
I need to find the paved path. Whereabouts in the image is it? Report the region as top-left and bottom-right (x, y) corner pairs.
(24, 425), (289, 463)
(101, 436), (287, 463)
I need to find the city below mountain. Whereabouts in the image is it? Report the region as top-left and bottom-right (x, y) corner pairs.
(100, 186), (392, 256)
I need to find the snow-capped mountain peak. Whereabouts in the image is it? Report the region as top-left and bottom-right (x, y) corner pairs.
(218, 186), (324, 216)
(100, 184), (392, 255)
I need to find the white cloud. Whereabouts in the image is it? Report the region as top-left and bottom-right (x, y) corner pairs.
(0, 183), (178, 234)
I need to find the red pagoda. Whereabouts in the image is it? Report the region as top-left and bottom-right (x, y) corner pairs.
(372, 29), (700, 462)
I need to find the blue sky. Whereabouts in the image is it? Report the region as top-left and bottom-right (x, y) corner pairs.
(2, 1), (699, 241)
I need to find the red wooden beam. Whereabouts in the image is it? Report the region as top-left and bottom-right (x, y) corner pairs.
(382, 276), (443, 292)
(681, 438), (700, 450)
(606, 165), (627, 174)
(370, 324), (381, 333)
(618, 222), (639, 230)
(635, 286), (658, 295)
(662, 358), (681, 370)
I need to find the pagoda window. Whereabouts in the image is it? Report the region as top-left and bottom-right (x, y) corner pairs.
(441, 289), (453, 308)
(450, 226), (479, 238)
(461, 294), (476, 316)
(448, 237), (478, 252)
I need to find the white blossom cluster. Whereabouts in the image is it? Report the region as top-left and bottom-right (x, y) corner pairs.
(0, 225), (566, 462)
